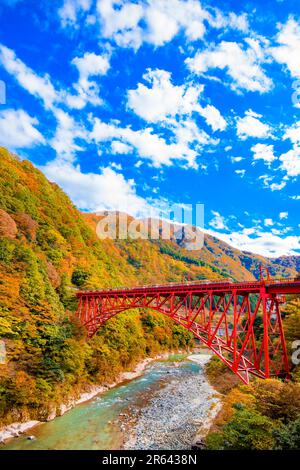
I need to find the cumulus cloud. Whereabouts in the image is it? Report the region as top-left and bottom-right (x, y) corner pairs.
(284, 120), (300, 144)
(231, 156), (243, 163)
(279, 147), (300, 177)
(271, 17), (300, 79)
(199, 104), (227, 132)
(42, 159), (150, 217)
(50, 109), (87, 161)
(237, 110), (271, 139)
(59, 0), (250, 49)
(68, 52), (110, 108)
(264, 218), (274, 226)
(111, 141), (133, 154)
(251, 143), (276, 166)
(127, 68), (226, 131)
(209, 211), (228, 230)
(208, 225), (300, 257)
(143, 0), (210, 46)
(97, 0), (144, 49)
(279, 121), (300, 177)
(91, 117), (207, 168)
(127, 69), (203, 122)
(0, 109), (45, 149)
(186, 39), (272, 93)
(59, 0), (93, 28)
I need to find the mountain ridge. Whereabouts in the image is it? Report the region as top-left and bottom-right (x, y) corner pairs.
(84, 211), (299, 282)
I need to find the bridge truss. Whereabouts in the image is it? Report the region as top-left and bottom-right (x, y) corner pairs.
(76, 279), (300, 384)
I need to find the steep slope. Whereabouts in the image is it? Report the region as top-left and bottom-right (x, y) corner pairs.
(0, 148), (198, 426)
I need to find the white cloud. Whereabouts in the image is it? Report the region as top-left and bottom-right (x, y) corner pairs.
(279, 212), (288, 219)
(271, 17), (300, 79)
(110, 161), (122, 170)
(42, 159), (150, 217)
(279, 121), (300, 178)
(279, 147), (300, 177)
(284, 121), (300, 144)
(143, 0), (209, 46)
(258, 174), (286, 192)
(68, 52), (110, 108)
(264, 218), (274, 226)
(72, 51), (110, 78)
(127, 69), (203, 122)
(0, 109), (45, 149)
(0, 44), (59, 109)
(144, 4), (180, 46)
(209, 211), (228, 230)
(127, 68), (226, 131)
(251, 143), (276, 166)
(111, 140), (133, 154)
(93, 0), (249, 49)
(96, 0), (208, 49)
(235, 169), (246, 177)
(91, 117), (205, 168)
(186, 39), (272, 93)
(269, 181), (286, 191)
(237, 110), (271, 139)
(50, 109), (87, 161)
(0, 44), (108, 111)
(198, 104), (227, 131)
(59, 0), (92, 28)
(171, 118), (212, 148)
(208, 226), (300, 257)
(97, 0), (144, 49)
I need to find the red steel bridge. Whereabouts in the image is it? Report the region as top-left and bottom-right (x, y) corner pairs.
(76, 276), (300, 384)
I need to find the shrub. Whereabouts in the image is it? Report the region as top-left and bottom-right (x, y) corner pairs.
(71, 268), (90, 287)
(273, 416), (300, 449)
(206, 406), (275, 450)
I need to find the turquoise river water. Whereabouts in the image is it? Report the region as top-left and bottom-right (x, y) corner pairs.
(1, 355), (204, 450)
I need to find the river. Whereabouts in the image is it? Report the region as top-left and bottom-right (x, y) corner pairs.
(1, 354), (219, 450)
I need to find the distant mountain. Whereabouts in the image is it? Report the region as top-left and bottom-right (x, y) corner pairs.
(86, 212), (299, 282)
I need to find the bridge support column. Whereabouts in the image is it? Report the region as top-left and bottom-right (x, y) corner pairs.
(262, 291), (270, 378)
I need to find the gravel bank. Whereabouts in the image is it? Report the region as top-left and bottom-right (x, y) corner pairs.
(123, 354), (220, 450)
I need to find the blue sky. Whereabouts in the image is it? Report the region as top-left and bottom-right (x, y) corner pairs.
(0, 0), (299, 257)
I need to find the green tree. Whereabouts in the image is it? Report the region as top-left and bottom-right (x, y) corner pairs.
(71, 268), (90, 287)
(273, 416), (300, 450)
(206, 405), (276, 450)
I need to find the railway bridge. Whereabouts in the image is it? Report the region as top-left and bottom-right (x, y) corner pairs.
(76, 276), (300, 384)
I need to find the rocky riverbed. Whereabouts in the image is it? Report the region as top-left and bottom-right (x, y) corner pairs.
(123, 354), (220, 450)
(1, 353), (220, 450)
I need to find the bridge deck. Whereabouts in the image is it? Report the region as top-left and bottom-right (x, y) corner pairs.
(77, 278), (300, 297)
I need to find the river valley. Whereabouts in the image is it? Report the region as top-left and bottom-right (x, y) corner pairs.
(1, 354), (220, 450)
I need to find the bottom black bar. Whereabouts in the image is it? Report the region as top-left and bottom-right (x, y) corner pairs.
(0, 450), (299, 467)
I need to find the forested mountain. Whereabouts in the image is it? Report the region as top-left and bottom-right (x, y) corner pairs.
(0, 147), (299, 429)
